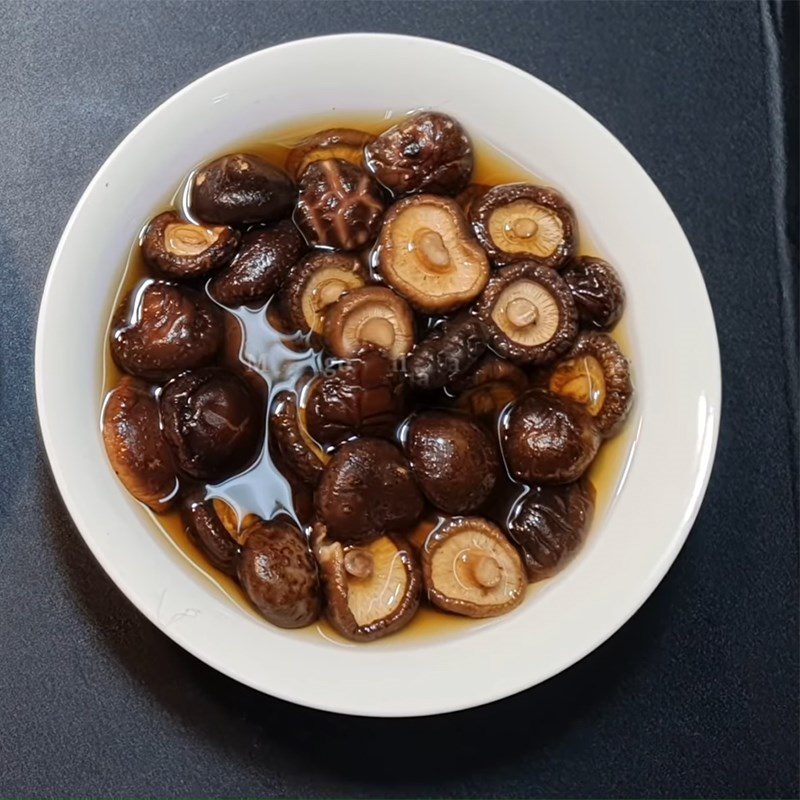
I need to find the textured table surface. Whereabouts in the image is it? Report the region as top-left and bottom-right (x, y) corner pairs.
(1, 1), (797, 797)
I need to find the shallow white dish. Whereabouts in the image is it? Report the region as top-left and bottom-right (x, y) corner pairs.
(35, 34), (720, 717)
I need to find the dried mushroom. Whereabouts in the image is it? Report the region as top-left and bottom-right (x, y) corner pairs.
(547, 331), (633, 437)
(377, 195), (489, 313)
(323, 286), (414, 360)
(294, 159), (385, 251)
(237, 518), (321, 628)
(422, 517), (525, 618)
(453, 355), (528, 421)
(501, 389), (601, 484)
(141, 211), (238, 278)
(191, 153), (295, 226)
(269, 391), (328, 485)
(471, 184), (577, 268)
(406, 413), (498, 514)
(562, 256), (626, 330)
(507, 480), (595, 582)
(102, 378), (177, 513)
(315, 438), (423, 543)
(475, 262), (578, 365)
(209, 220), (305, 306)
(314, 524), (421, 641)
(365, 111), (472, 196)
(281, 252), (368, 334)
(181, 493), (240, 576)
(286, 128), (374, 180)
(111, 280), (223, 382)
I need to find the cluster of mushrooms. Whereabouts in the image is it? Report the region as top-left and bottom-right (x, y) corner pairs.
(103, 111), (633, 641)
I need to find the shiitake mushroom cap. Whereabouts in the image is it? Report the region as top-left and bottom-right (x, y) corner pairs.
(181, 492), (241, 576)
(452, 355), (529, 421)
(285, 128), (375, 181)
(269, 390), (328, 485)
(562, 255), (626, 330)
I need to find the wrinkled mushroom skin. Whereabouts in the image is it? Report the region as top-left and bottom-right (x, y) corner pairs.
(237, 520), (321, 628)
(562, 256), (626, 330)
(111, 281), (224, 381)
(452, 355), (529, 421)
(501, 389), (601, 484)
(475, 262), (578, 365)
(315, 438), (423, 543)
(406, 316), (487, 391)
(280, 252), (368, 334)
(286, 128), (375, 180)
(406, 413), (499, 514)
(209, 220), (306, 306)
(191, 153), (295, 226)
(181, 493), (240, 576)
(365, 111), (473, 196)
(508, 480), (595, 582)
(269, 391), (328, 485)
(102, 379), (178, 513)
(141, 211), (239, 279)
(306, 350), (406, 446)
(160, 367), (261, 481)
(294, 159), (385, 251)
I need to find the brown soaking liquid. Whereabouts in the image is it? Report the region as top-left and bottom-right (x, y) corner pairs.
(101, 112), (636, 645)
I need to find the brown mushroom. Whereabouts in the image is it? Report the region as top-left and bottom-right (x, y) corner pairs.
(110, 280), (223, 382)
(294, 159), (385, 251)
(475, 262), (578, 365)
(323, 286), (414, 360)
(507, 480), (595, 582)
(237, 518), (321, 628)
(377, 195), (489, 314)
(210, 498), (259, 545)
(422, 517), (525, 618)
(280, 252), (368, 334)
(500, 389), (601, 484)
(181, 492), (241, 576)
(141, 211), (239, 278)
(562, 255), (626, 330)
(285, 128), (375, 180)
(453, 355), (529, 422)
(547, 331), (633, 437)
(209, 220), (306, 306)
(456, 183), (490, 217)
(365, 111), (473, 196)
(313, 524), (421, 641)
(102, 378), (178, 513)
(269, 390), (328, 485)
(190, 153), (295, 226)
(315, 438), (423, 543)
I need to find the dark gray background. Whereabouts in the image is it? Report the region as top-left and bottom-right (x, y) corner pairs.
(1, 1), (797, 797)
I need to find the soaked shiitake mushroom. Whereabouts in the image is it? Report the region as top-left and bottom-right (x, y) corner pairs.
(315, 438), (423, 543)
(562, 256), (626, 330)
(286, 128), (375, 180)
(280, 252), (368, 334)
(160, 367), (261, 481)
(501, 389), (601, 484)
(471, 184), (577, 268)
(422, 517), (525, 618)
(507, 480), (595, 582)
(269, 391), (328, 485)
(456, 183), (490, 217)
(475, 262), (578, 365)
(547, 331), (633, 437)
(314, 524), (421, 641)
(377, 195), (489, 313)
(210, 498), (259, 545)
(365, 111), (473, 196)
(306, 349), (406, 446)
(453, 355), (528, 421)
(141, 211), (239, 278)
(111, 280), (223, 381)
(102, 378), (177, 513)
(406, 316), (487, 391)
(294, 159), (385, 251)
(323, 286), (414, 360)
(406, 413), (498, 514)
(209, 220), (305, 306)
(181, 492), (240, 576)
(237, 518), (321, 628)
(191, 153), (295, 226)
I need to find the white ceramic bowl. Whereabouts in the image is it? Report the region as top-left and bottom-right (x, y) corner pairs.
(36, 34), (720, 717)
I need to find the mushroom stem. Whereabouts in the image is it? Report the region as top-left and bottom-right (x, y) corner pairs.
(165, 222), (219, 256)
(413, 229), (451, 271)
(506, 297), (539, 328)
(344, 549), (374, 580)
(470, 553), (502, 588)
(509, 217), (539, 239)
(357, 317), (397, 349)
(315, 278), (349, 309)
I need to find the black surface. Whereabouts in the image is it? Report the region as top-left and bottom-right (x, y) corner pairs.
(1, 1), (797, 797)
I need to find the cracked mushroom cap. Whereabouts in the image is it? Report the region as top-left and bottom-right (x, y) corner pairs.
(269, 390), (329, 485)
(562, 255), (625, 330)
(377, 195), (489, 314)
(313, 524), (421, 641)
(475, 262), (578, 365)
(285, 128), (375, 180)
(422, 517), (526, 618)
(471, 184), (577, 268)
(547, 331), (633, 437)
(323, 286), (415, 360)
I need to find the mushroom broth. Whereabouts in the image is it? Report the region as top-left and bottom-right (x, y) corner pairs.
(102, 111), (634, 644)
